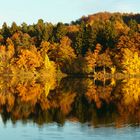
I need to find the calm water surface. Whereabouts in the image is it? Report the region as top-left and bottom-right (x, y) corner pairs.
(0, 77), (140, 140)
(1, 120), (140, 140)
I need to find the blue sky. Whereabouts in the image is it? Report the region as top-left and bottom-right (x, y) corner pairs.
(0, 0), (140, 26)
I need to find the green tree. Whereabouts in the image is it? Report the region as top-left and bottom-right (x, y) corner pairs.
(21, 22), (28, 33)
(1, 22), (11, 39)
(96, 20), (117, 50)
(10, 22), (20, 34)
(128, 19), (139, 34)
(54, 22), (67, 42)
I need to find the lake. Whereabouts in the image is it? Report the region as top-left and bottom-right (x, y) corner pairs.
(0, 76), (140, 140)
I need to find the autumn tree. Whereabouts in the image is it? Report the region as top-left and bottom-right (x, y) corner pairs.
(121, 48), (140, 74)
(84, 43), (102, 73)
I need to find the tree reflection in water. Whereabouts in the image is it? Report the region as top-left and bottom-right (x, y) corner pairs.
(0, 75), (140, 128)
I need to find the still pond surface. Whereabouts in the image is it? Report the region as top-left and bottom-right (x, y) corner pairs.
(0, 76), (140, 140)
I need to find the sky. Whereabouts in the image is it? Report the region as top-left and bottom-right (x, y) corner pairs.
(0, 0), (140, 26)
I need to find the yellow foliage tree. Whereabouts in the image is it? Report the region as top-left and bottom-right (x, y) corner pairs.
(122, 48), (140, 75)
(122, 78), (140, 105)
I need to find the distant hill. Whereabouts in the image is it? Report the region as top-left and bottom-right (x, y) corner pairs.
(72, 12), (140, 25)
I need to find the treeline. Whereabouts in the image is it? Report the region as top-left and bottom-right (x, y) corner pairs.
(0, 12), (140, 75)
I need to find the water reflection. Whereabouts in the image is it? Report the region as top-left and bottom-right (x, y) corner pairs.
(0, 76), (140, 129)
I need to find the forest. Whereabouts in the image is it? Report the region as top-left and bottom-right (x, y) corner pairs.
(0, 12), (140, 79)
